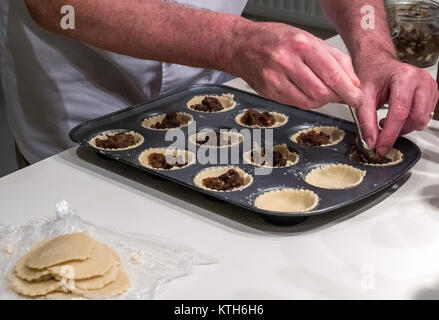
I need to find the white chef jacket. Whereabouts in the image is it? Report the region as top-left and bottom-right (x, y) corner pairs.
(0, 0), (248, 163)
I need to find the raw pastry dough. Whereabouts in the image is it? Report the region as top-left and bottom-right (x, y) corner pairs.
(138, 148), (195, 170)
(48, 242), (114, 280)
(189, 130), (244, 148)
(305, 164), (366, 190)
(290, 126), (345, 147)
(186, 94), (236, 113)
(193, 166), (253, 192)
(8, 271), (61, 297)
(45, 292), (82, 300)
(141, 112), (193, 130)
(74, 270), (130, 300)
(254, 189), (319, 213)
(74, 259), (120, 290)
(89, 131), (144, 151)
(235, 111), (288, 129)
(350, 148), (404, 166)
(9, 233), (130, 300)
(27, 232), (95, 269)
(243, 143), (299, 168)
(15, 240), (51, 281)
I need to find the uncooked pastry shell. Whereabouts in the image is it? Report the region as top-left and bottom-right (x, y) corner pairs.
(189, 130), (244, 148)
(243, 143), (299, 168)
(254, 189), (319, 213)
(138, 148), (196, 170)
(48, 242), (114, 280)
(27, 232), (95, 270)
(290, 126), (345, 147)
(349, 148), (404, 167)
(186, 93), (236, 113)
(235, 111), (288, 129)
(193, 166), (253, 192)
(305, 164), (366, 190)
(89, 131), (144, 151)
(141, 112), (193, 130)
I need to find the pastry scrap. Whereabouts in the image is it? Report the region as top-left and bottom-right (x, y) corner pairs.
(194, 166), (253, 192)
(305, 164), (366, 190)
(291, 126), (345, 147)
(73, 270), (131, 300)
(27, 232), (95, 270)
(254, 189), (319, 213)
(349, 146), (404, 166)
(89, 131), (144, 151)
(9, 271), (61, 297)
(48, 242), (114, 280)
(244, 144), (299, 168)
(236, 109), (288, 128)
(142, 112), (193, 130)
(8, 232), (130, 299)
(15, 240), (51, 282)
(138, 148), (195, 170)
(187, 94), (236, 113)
(190, 130), (243, 148)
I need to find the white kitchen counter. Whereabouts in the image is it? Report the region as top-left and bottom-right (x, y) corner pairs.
(1, 36), (439, 300)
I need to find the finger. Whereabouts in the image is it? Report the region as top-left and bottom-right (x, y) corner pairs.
(324, 44), (361, 88)
(380, 88), (438, 134)
(356, 84), (380, 149)
(399, 86), (434, 135)
(286, 61), (341, 104)
(303, 44), (364, 108)
(259, 69), (320, 109)
(375, 79), (416, 156)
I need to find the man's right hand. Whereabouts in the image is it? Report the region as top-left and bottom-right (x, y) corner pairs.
(230, 22), (364, 109)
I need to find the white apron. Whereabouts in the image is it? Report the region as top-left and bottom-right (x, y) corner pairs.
(0, 0), (247, 163)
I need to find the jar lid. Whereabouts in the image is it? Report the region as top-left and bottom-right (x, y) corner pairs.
(386, 0), (439, 20)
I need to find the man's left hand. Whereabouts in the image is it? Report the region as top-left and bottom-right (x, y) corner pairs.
(356, 57), (439, 156)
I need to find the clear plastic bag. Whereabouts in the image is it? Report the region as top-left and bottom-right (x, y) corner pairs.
(0, 200), (216, 299)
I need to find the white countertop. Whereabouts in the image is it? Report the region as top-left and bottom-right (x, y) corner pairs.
(1, 36), (439, 300)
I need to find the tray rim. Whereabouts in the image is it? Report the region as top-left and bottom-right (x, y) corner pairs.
(70, 84), (422, 218)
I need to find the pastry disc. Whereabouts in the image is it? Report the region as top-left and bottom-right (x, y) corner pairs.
(27, 232), (95, 270)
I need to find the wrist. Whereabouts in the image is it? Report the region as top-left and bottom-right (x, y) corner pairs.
(220, 18), (256, 76)
(350, 37), (397, 71)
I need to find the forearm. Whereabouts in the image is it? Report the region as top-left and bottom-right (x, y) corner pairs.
(319, 0), (396, 68)
(24, 0), (251, 73)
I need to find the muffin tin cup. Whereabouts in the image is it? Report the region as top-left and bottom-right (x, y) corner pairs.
(70, 84), (421, 225)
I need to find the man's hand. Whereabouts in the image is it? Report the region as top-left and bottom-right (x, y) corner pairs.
(231, 22), (364, 109)
(356, 58), (439, 156)
(320, 0), (439, 156)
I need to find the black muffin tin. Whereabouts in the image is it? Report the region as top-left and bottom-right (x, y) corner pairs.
(70, 84), (421, 225)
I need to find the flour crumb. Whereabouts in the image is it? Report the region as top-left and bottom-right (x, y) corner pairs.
(4, 244), (14, 254)
(130, 250), (145, 265)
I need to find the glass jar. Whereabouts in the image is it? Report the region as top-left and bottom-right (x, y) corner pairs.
(385, 0), (439, 68)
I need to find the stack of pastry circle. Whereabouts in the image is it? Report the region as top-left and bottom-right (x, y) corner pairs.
(9, 232), (130, 299)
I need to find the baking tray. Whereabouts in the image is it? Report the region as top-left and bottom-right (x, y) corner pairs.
(70, 84), (421, 225)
